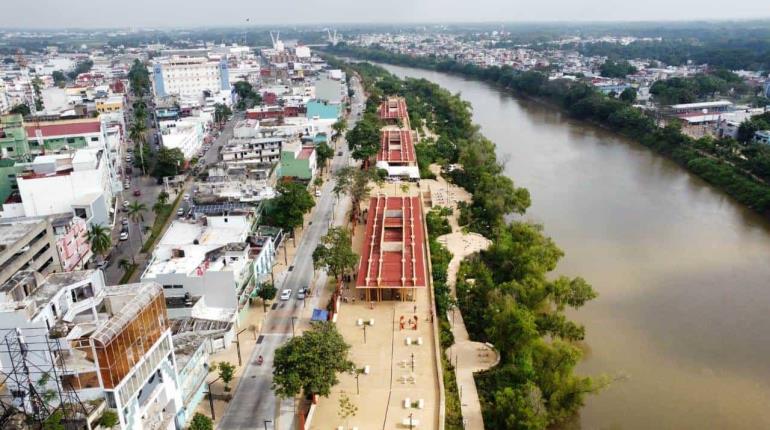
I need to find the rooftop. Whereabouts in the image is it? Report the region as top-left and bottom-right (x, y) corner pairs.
(378, 129), (416, 164)
(25, 118), (101, 139)
(356, 195), (428, 289)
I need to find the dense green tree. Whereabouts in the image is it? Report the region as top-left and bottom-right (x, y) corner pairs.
(599, 60), (637, 78)
(52, 70), (67, 87)
(218, 361), (235, 391)
(9, 104), (30, 116)
(619, 87), (637, 103)
(214, 103), (232, 123)
(272, 322), (353, 398)
(263, 182), (315, 233)
(315, 142), (334, 173)
(346, 113), (381, 161)
(152, 147), (185, 179)
(256, 283), (277, 312)
(97, 410), (119, 428)
(312, 227), (358, 282)
(189, 413), (213, 430)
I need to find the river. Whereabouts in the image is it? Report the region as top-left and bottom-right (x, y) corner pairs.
(377, 63), (770, 429)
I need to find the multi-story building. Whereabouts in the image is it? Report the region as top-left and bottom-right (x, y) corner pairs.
(152, 56), (230, 99)
(221, 120), (283, 168)
(195, 165), (276, 203)
(0, 271), (183, 430)
(96, 95), (125, 114)
(158, 117), (205, 160)
(24, 118), (105, 155)
(0, 114), (31, 160)
(51, 214), (92, 271)
(6, 149), (116, 226)
(141, 214), (258, 315)
(0, 218), (61, 285)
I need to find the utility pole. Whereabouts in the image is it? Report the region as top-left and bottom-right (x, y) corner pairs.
(233, 328), (248, 366)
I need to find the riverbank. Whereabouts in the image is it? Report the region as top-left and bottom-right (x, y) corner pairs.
(333, 56), (601, 430)
(325, 46), (770, 218)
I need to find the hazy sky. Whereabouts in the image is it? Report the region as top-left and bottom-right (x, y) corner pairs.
(2, 0), (769, 28)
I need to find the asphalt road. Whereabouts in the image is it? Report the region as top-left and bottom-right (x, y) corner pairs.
(102, 110), (241, 284)
(217, 75), (365, 430)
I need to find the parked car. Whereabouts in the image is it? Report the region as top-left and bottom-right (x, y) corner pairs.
(280, 289), (292, 301)
(123, 182), (131, 189)
(183, 193), (190, 201)
(96, 259), (109, 269)
(337, 151), (343, 156)
(122, 201), (130, 211)
(121, 218), (129, 226)
(315, 189), (321, 197)
(119, 231), (129, 241)
(297, 287), (306, 300)
(177, 207), (185, 216)
(133, 189), (141, 196)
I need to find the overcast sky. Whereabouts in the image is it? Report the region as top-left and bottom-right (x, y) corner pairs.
(2, 0), (769, 28)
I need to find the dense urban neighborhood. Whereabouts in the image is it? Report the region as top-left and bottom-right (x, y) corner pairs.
(1, 15), (770, 430)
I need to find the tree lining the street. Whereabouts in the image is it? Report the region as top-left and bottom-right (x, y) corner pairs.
(272, 322), (354, 399)
(262, 182), (315, 235)
(312, 227), (358, 283)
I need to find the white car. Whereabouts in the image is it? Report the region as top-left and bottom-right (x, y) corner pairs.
(177, 207), (185, 216)
(297, 287), (306, 300)
(279, 289), (292, 301)
(119, 231), (129, 241)
(315, 189), (321, 197)
(183, 193), (190, 201)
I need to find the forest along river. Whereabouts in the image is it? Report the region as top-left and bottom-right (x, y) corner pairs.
(378, 63), (770, 429)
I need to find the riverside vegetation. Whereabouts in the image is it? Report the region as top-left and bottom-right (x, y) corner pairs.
(333, 56), (602, 429)
(327, 45), (770, 215)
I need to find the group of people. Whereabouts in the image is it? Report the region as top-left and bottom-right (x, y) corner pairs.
(399, 314), (419, 331)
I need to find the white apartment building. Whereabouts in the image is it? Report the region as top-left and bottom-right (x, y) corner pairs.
(152, 56), (230, 100)
(158, 117), (205, 160)
(6, 149), (115, 226)
(220, 120), (283, 168)
(141, 215), (257, 314)
(0, 271), (183, 430)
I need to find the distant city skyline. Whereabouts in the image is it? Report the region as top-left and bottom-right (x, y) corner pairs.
(2, 0), (769, 29)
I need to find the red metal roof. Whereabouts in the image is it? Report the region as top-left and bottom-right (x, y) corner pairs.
(377, 129), (416, 164)
(356, 196), (428, 289)
(378, 97), (409, 121)
(297, 147), (314, 160)
(25, 120), (101, 139)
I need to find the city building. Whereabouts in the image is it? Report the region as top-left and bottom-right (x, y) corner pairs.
(355, 195), (428, 302)
(0, 114), (31, 160)
(158, 117), (205, 160)
(378, 97), (411, 129)
(0, 271), (183, 430)
(0, 218), (61, 285)
(375, 128), (419, 179)
(669, 100), (734, 124)
(141, 214), (258, 316)
(278, 139), (316, 181)
(95, 95), (125, 114)
(306, 100), (341, 120)
(7, 149), (116, 226)
(152, 56), (230, 99)
(755, 130), (770, 145)
(25, 118), (105, 155)
(195, 165), (276, 204)
(51, 214), (92, 272)
(220, 120), (283, 168)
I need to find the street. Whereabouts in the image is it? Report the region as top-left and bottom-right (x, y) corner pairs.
(102, 108), (242, 285)
(217, 75), (365, 430)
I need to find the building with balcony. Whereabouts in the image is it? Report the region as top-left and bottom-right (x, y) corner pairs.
(220, 120), (283, 168)
(51, 214), (92, 272)
(0, 271), (183, 430)
(6, 149), (115, 226)
(158, 117), (205, 160)
(0, 218), (61, 286)
(152, 56), (230, 100)
(141, 214), (257, 316)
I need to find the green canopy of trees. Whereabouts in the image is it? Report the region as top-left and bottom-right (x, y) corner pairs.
(312, 227), (358, 281)
(599, 60), (637, 78)
(272, 322), (353, 398)
(262, 182), (315, 232)
(152, 147), (185, 179)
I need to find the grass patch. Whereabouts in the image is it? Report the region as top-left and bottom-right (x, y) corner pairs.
(141, 193), (183, 253)
(118, 264), (138, 284)
(442, 347), (464, 430)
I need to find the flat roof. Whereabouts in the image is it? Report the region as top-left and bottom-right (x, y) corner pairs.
(355, 195), (428, 289)
(297, 146), (314, 160)
(0, 219), (45, 247)
(670, 100), (733, 110)
(377, 129), (415, 164)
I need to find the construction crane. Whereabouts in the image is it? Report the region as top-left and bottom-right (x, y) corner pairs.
(326, 28), (340, 46)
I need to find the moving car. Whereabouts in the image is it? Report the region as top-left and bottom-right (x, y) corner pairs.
(337, 151), (343, 156)
(297, 287), (306, 300)
(133, 189), (141, 196)
(279, 289), (292, 301)
(183, 193), (190, 201)
(119, 231), (129, 241)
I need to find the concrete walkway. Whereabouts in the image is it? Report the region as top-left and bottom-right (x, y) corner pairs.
(438, 225), (498, 430)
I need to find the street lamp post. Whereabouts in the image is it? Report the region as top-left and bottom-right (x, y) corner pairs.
(355, 371), (360, 395)
(205, 375), (222, 420)
(291, 316), (297, 337)
(362, 324), (367, 344)
(263, 419), (272, 430)
(233, 328), (248, 366)
(410, 353), (415, 372)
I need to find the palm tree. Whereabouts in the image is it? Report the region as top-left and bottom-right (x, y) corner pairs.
(128, 122), (148, 175)
(332, 118), (348, 143)
(118, 258), (131, 273)
(157, 190), (170, 207)
(127, 201), (147, 250)
(86, 224), (112, 264)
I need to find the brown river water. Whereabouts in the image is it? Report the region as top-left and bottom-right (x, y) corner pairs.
(379, 62), (770, 430)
